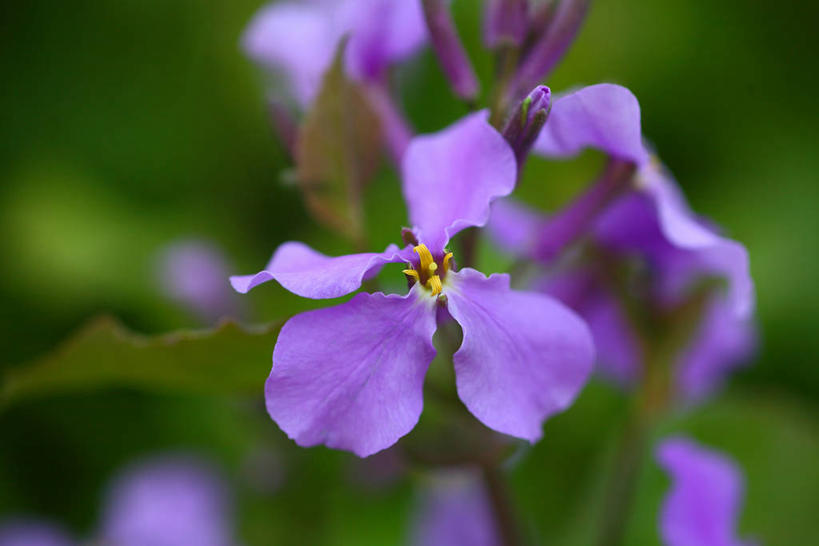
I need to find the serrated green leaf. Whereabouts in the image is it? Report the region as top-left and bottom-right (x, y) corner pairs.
(1, 316), (281, 409)
(295, 39), (383, 244)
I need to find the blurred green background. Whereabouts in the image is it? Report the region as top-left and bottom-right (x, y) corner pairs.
(1, 0), (817, 544)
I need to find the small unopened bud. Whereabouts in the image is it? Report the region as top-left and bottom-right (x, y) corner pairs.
(513, 0), (591, 96)
(502, 85), (551, 168)
(401, 227), (419, 247)
(484, 0), (529, 48)
(421, 0), (480, 101)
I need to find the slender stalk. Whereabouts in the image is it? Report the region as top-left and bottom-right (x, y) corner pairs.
(481, 463), (523, 546)
(594, 402), (652, 546)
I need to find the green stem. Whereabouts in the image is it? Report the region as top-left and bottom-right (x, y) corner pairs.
(481, 463), (524, 546)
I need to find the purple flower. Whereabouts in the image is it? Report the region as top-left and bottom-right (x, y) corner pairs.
(489, 84), (755, 399)
(656, 437), (754, 546)
(99, 455), (235, 546)
(410, 470), (500, 546)
(0, 520), (74, 546)
(232, 111), (595, 456)
(156, 240), (238, 323)
(243, 0), (427, 107)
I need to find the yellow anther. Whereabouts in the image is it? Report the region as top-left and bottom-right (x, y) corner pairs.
(413, 244), (435, 275)
(426, 274), (443, 296)
(403, 269), (420, 281)
(442, 252), (454, 273)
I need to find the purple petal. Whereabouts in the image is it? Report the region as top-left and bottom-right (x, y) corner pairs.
(486, 198), (549, 258)
(344, 0), (427, 81)
(540, 270), (642, 387)
(402, 111), (517, 252)
(242, 2), (339, 106)
(243, 0), (426, 107)
(675, 297), (755, 401)
(533, 84), (649, 165)
(100, 455), (234, 546)
(0, 520), (74, 546)
(230, 242), (409, 299)
(656, 437), (752, 546)
(445, 269), (594, 441)
(267, 286), (437, 457)
(641, 167), (754, 318)
(411, 470), (500, 546)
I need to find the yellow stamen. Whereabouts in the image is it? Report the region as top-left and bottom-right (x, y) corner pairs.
(413, 244), (435, 276)
(427, 274), (442, 296)
(403, 269), (420, 281)
(442, 252), (454, 273)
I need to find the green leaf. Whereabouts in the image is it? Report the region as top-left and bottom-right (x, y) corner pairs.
(295, 39), (383, 244)
(1, 316), (281, 409)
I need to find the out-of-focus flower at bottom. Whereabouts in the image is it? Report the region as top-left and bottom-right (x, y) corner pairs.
(0, 520), (74, 546)
(656, 437), (755, 546)
(0, 454), (236, 546)
(410, 470), (500, 546)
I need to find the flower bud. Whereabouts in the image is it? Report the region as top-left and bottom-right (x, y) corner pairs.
(502, 85), (551, 168)
(484, 0), (529, 48)
(421, 0), (480, 101)
(513, 0), (591, 96)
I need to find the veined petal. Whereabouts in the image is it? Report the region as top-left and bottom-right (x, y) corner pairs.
(533, 84), (649, 165)
(445, 269), (594, 441)
(267, 286), (437, 457)
(229, 242), (409, 299)
(402, 111), (517, 253)
(656, 437), (752, 546)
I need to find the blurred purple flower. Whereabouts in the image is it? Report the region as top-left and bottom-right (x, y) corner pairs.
(656, 437), (754, 546)
(0, 520), (74, 546)
(156, 240), (238, 323)
(410, 470), (500, 546)
(484, 0), (529, 48)
(243, 0), (427, 107)
(232, 112), (594, 457)
(99, 455), (235, 546)
(489, 84), (755, 400)
(511, 0), (591, 100)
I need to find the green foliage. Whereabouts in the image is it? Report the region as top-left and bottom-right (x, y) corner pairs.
(1, 317), (280, 410)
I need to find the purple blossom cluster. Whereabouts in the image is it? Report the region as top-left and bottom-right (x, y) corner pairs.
(231, 0), (759, 544)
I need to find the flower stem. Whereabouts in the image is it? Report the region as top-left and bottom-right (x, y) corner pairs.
(593, 404), (652, 546)
(481, 463), (523, 546)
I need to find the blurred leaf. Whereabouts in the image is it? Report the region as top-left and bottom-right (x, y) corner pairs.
(1, 316), (280, 409)
(295, 40), (382, 244)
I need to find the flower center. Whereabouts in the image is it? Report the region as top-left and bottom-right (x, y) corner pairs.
(403, 244), (454, 296)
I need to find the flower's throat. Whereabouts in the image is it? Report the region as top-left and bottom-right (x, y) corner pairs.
(403, 244), (453, 296)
